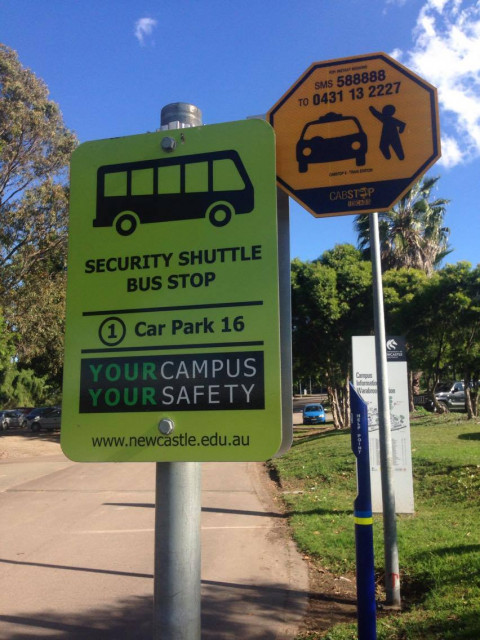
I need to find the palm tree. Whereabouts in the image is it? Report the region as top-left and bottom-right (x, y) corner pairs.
(354, 176), (451, 275)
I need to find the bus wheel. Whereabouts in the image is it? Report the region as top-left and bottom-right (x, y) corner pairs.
(115, 212), (138, 236)
(208, 203), (233, 227)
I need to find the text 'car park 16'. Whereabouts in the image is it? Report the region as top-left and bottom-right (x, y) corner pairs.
(302, 403), (326, 425)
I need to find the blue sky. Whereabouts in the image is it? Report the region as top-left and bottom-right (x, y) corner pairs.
(2, 0), (479, 266)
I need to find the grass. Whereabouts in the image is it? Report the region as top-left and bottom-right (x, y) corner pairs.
(270, 411), (480, 639)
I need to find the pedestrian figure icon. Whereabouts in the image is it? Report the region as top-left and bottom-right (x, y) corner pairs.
(369, 105), (405, 160)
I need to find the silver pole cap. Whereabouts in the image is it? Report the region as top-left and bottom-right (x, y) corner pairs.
(160, 102), (202, 129)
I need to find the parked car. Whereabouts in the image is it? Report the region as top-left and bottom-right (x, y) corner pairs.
(302, 403), (326, 425)
(0, 409), (28, 430)
(0, 411), (9, 431)
(26, 407), (53, 424)
(16, 407), (34, 416)
(28, 407), (61, 433)
(425, 381), (471, 412)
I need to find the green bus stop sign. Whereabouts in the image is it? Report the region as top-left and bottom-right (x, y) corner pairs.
(61, 119), (283, 462)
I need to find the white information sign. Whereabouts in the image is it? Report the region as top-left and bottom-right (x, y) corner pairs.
(352, 336), (414, 514)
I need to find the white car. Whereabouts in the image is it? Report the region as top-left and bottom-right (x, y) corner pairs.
(1, 409), (28, 430)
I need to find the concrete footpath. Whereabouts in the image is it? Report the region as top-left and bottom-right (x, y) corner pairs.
(201, 462), (309, 639)
(0, 452), (308, 639)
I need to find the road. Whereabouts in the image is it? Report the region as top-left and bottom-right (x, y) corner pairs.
(0, 431), (308, 639)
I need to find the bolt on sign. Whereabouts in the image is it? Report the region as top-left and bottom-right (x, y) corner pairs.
(61, 119), (283, 462)
(267, 52), (441, 217)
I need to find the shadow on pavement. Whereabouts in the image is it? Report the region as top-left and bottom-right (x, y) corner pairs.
(0, 575), (313, 639)
(0, 597), (152, 639)
(101, 501), (349, 519)
(103, 502), (287, 519)
(0, 557), (151, 580)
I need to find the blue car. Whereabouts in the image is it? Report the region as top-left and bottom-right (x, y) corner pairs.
(302, 403), (326, 425)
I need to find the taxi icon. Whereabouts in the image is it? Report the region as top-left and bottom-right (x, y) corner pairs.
(297, 112), (368, 173)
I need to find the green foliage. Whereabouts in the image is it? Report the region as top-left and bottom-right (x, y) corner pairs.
(355, 176), (450, 275)
(0, 313), (14, 369)
(272, 428), (359, 573)
(271, 414), (480, 640)
(382, 262), (480, 415)
(8, 269), (67, 387)
(0, 44), (76, 288)
(439, 263), (480, 388)
(0, 365), (52, 407)
(0, 44), (77, 398)
(0, 311), (52, 406)
(291, 245), (373, 428)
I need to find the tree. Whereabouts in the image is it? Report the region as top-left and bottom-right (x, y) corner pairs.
(384, 263), (480, 418)
(0, 311), (51, 407)
(382, 267), (430, 409)
(292, 245), (373, 429)
(8, 267), (67, 389)
(354, 176), (451, 275)
(0, 313), (14, 385)
(0, 44), (76, 394)
(438, 263), (480, 418)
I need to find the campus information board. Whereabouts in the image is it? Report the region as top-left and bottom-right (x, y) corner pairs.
(352, 336), (414, 514)
(61, 119), (283, 462)
(268, 52), (440, 217)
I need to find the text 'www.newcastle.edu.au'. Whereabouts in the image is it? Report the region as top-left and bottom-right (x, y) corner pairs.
(91, 432), (250, 449)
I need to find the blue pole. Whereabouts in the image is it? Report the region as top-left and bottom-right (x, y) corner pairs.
(350, 382), (377, 640)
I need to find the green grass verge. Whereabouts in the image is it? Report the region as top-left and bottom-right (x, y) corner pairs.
(270, 412), (480, 639)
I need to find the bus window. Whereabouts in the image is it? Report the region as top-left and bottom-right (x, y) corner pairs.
(131, 168), (154, 196)
(158, 164), (181, 194)
(104, 172), (127, 197)
(213, 158), (245, 191)
(185, 161), (209, 193)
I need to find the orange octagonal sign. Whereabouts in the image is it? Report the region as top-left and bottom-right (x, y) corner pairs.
(267, 52), (441, 217)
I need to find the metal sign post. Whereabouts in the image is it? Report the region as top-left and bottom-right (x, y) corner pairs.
(370, 211), (400, 608)
(153, 103), (202, 640)
(62, 100), (287, 636)
(267, 53), (441, 611)
(154, 460), (201, 639)
(276, 187), (293, 456)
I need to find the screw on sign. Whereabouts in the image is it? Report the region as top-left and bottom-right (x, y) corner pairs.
(268, 52), (441, 217)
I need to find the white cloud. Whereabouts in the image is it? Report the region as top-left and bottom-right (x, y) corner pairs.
(395, 0), (480, 168)
(439, 134), (463, 167)
(134, 17), (158, 46)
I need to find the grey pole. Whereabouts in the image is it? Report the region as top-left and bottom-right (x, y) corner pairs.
(153, 103), (203, 640)
(276, 187), (293, 455)
(369, 211), (401, 608)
